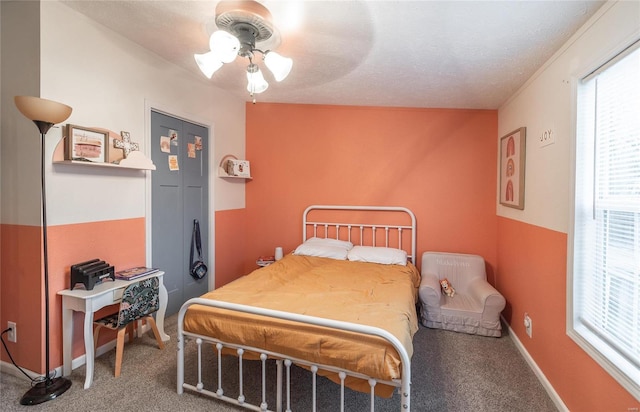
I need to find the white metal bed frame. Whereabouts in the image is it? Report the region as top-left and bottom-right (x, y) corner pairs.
(302, 205), (417, 264)
(177, 205), (417, 411)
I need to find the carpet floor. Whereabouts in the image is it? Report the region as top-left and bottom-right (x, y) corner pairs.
(1, 314), (558, 411)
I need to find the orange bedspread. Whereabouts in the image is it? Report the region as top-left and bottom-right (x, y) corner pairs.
(183, 254), (421, 396)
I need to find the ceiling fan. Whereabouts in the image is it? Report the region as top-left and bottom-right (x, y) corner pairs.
(194, 0), (293, 100)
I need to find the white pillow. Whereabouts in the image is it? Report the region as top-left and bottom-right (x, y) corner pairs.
(304, 237), (354, 250)
(347, 246), (407, 265)
(293, 242), (349, 260)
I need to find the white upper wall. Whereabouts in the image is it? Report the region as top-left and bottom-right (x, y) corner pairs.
(498, 0), (640, 234)
(1, 0), (247, 227)
(1, 1), (43, 226)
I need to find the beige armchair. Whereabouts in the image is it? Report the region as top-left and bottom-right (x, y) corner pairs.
(419, 251), (506, 337)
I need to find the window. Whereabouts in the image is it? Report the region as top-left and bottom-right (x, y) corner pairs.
(571, 40), (640, 399)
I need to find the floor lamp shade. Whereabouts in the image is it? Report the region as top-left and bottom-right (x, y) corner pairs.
(14, 96), (72, 133)
(14, 96), (72, 405)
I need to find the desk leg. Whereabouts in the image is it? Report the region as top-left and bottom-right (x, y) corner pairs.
(61, 302), (73, 377)
(83, 310), (95, 389)
(156, 281), (170, 342)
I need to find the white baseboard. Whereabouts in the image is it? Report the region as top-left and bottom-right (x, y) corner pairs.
(503, 316), (569, 412)
(1, 324), (149, 382)
(0, 360), (43, 383)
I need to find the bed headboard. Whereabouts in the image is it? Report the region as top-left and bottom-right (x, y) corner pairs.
(302, 205), (417, 264)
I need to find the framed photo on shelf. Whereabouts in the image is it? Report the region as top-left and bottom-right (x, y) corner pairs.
(499, 127), (526, 210)
(65, 124), (108, 163)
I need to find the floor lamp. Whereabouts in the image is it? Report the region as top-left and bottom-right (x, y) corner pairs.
(14, 96), (73, 405)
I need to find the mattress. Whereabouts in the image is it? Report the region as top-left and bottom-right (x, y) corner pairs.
(183, 254), (421, 396)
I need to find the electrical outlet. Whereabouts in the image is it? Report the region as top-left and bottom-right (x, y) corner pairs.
(524, 313), (532, 338)
(7, 321), (16, 343)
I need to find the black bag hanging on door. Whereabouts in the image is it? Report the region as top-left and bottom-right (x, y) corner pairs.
(189, 219), (208, 280)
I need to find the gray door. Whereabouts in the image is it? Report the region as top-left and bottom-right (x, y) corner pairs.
(151, 111), (209, 316)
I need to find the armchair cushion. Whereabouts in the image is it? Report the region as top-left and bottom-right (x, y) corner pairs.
(419, 252), (506, 337)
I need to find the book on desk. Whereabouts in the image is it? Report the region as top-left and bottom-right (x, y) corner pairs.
(115, 266), (159, 280)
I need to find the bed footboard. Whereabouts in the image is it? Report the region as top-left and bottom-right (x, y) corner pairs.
(177, 298), (411, 411)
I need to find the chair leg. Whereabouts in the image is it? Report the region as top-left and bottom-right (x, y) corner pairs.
(93, 325), (103, 350)
(127, 323), (135, 344)
(146, 316), (165, 350)
(114, 328), (126, 377)
(133, 319), (139, 338)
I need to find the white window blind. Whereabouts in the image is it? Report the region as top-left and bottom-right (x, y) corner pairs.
(572, 41), (640, 398)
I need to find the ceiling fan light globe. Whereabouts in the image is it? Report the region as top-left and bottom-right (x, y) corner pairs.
(194, 52), (223, 78)
(209, 30), (240, 63)
(246, 66), (269, 94)
(264, 51), (292, 81)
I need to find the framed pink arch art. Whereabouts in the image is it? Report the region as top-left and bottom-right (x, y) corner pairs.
(499, 127), (526, 209)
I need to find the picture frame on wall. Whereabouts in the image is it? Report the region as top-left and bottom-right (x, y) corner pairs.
(65, 124), (108, 163)
(499, 127), (526, 209)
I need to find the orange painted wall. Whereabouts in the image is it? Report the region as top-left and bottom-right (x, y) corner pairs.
(214, 208), (248, 288)
(1, 224), (44, 373)
(244, 103), (498, 279)
(0, 218), (146, 372)
(497, 217), (637, 410)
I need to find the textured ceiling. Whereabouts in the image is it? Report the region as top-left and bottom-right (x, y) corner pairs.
(61, 0), (605, 109)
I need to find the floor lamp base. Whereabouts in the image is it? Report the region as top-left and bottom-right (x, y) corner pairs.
(20, 376), (72, 405)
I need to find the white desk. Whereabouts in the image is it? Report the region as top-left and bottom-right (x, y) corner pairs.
(58, 271), (169, 389)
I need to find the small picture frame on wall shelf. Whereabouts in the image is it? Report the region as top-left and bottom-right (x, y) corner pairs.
(55, 128), (155, 170)
(499, 127), (526, 210)
(65, 124), (108, 163)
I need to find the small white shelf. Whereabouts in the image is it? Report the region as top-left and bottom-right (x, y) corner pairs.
(54, 159), (155, 171)
(217, 167), (252, 180)
(217, 154), (252, 179)
(53, 133), (156, 171)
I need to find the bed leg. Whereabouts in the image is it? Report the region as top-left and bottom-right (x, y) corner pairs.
(368, 378), (376, 412)
(177, 333), (184, 394)
(401, 381), (410, 410)
(196, 338), (204, 391)
(284, 359), (292, 412)
(276, 359), (283, 412)
(339, 371), (346, 412)
(311, 365), (318, 412)
(216, 343), (224, 397)
(237, 348), (245, 404)
(260, 354), (268, 411)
